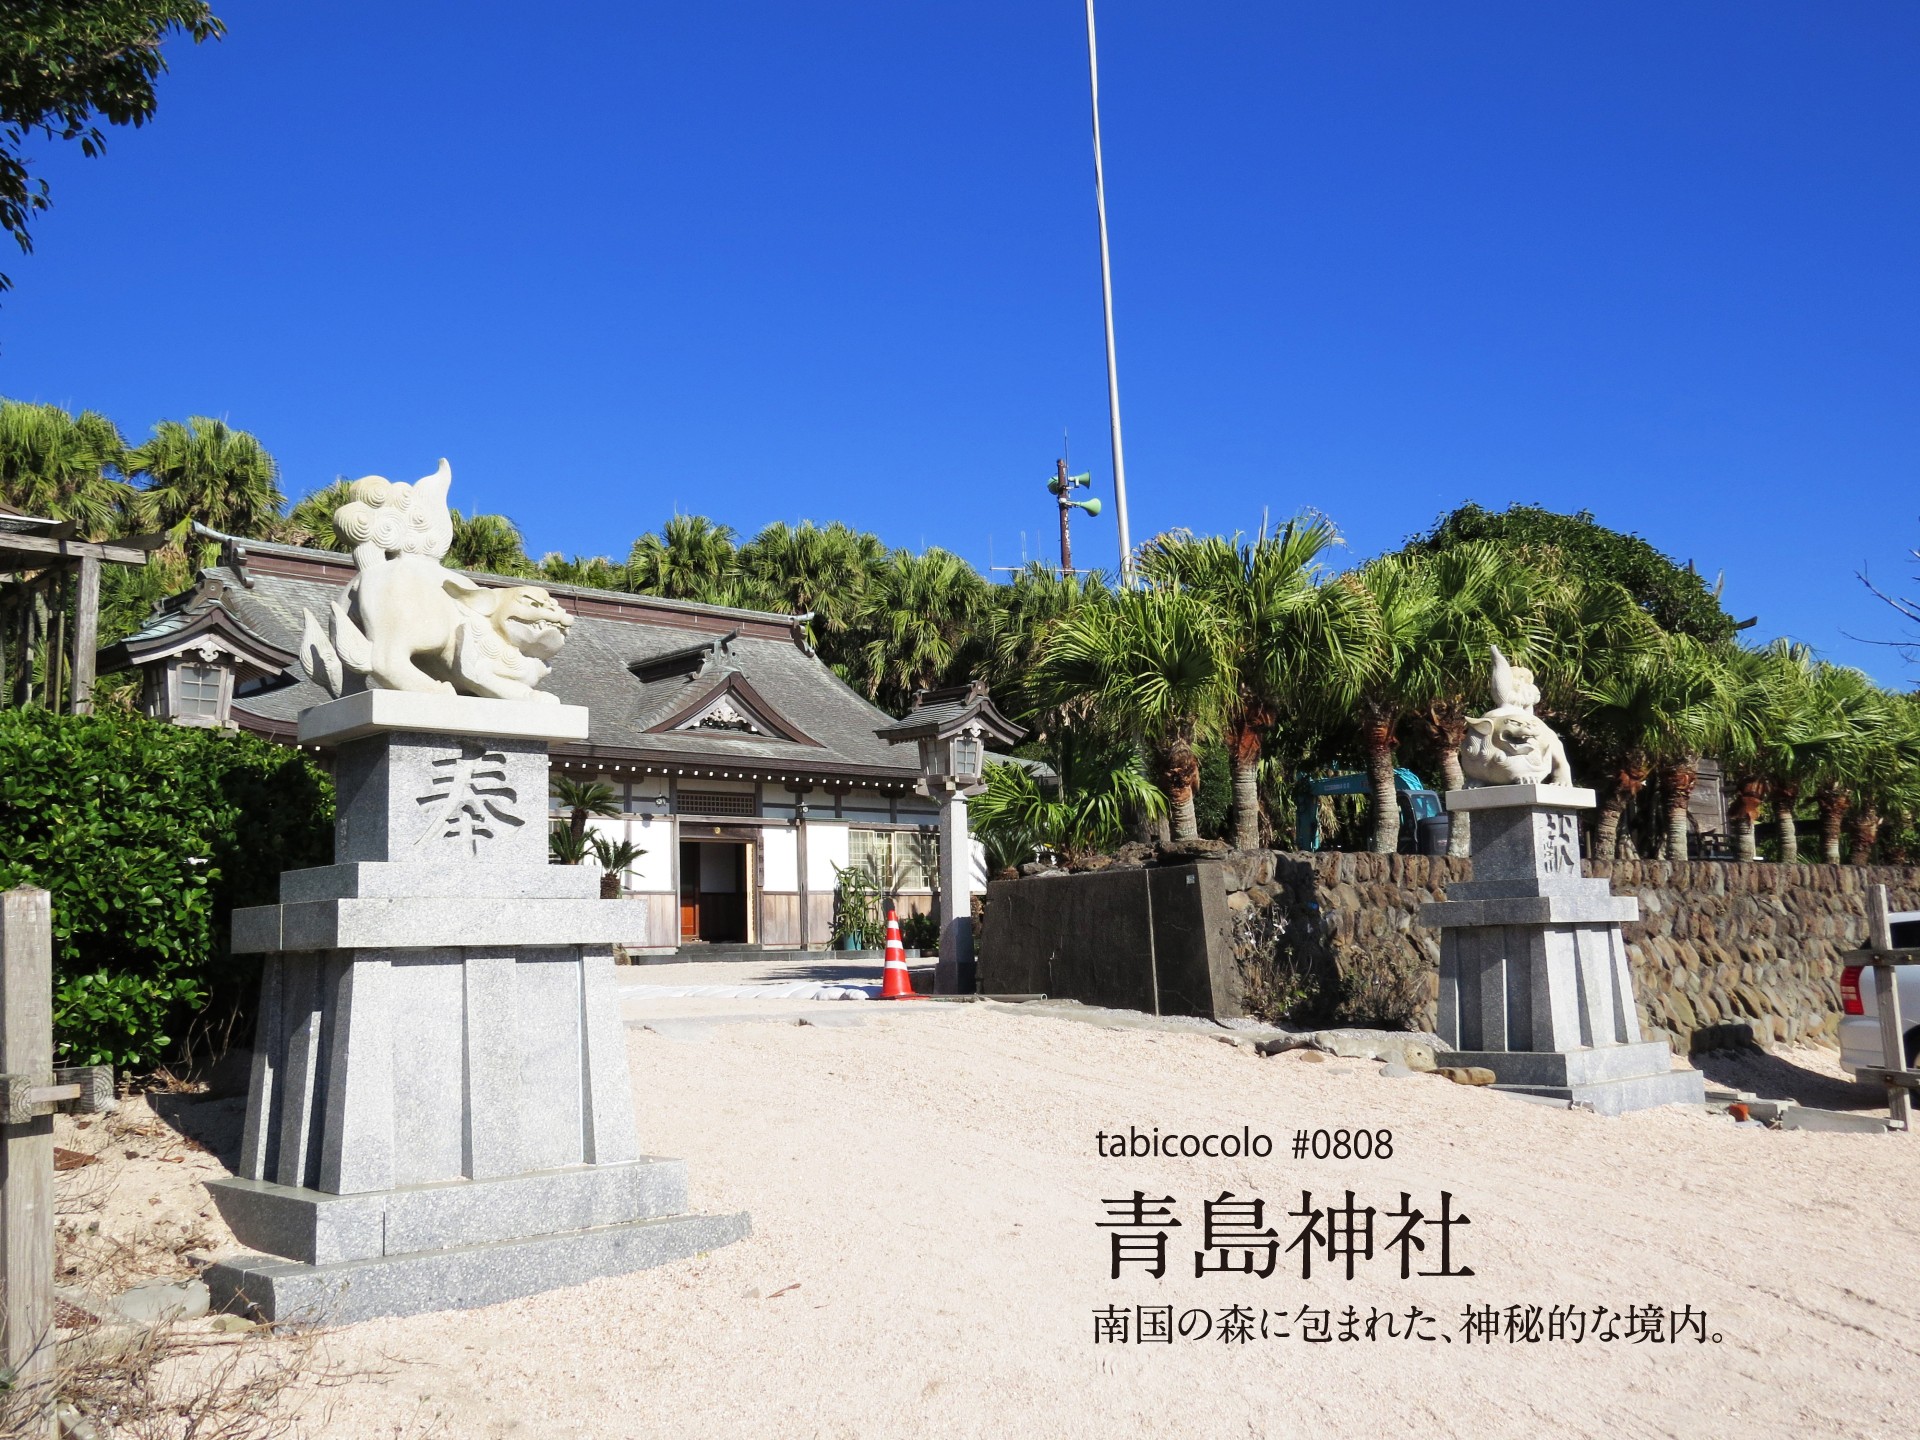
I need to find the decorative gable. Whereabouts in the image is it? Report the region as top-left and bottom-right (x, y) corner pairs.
(646, 671), (818, 746)
(680, 692), (769, 736)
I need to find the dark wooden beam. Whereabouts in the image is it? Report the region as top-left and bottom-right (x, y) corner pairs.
(69, 553), (99, 715)
(0, 533), (148, 567)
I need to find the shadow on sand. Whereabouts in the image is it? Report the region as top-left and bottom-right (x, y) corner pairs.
(1694, 1048), (1887, 1113)
(149, 1092), (248, 1171)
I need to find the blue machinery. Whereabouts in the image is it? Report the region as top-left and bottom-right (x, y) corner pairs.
(1293, 768), (1447, 853)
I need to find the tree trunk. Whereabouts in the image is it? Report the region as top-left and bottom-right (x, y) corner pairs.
(1439, 740), (1470, 858)
(1610, 756), (1651, 860)
(1772, 783), (1799, 864)
(1362, 715), (1399, 855)
(1729, 776), (1767, 862)
(599, 869), (621, 899)
(1884, 811), (1912, 864)
(1227, 721), (1262, 853)
(1662, 758), (1698, 864)
(1595, 791), (1627, 860)
(1160, 743), (1201, 843)
(1168, 787), (1198, 842)
(1848, 803), (1881, 867)
(1816, 786), (1849, 865)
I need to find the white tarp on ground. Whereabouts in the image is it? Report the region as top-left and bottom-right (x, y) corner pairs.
(620, 981), (876, 1001)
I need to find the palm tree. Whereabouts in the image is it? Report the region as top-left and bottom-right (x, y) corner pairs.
(1138, 519), (1371, 851)
(1853, 691), (1920, 866)
(552, 777), (620, 850)
(538, 553), (626, 590)
(130, 416), (284, 536)
(1645, 639), (1740, 861)
(851, 548), (991, 711)
(1721, 641), (1813, 862)
(1341, 548), (1547, 854)
(1801, 663), (1883, 864)
(1579, 634), (1732, 860)
(1576, 647), (1666, 860)
(1034, 585), (1232, 840)
(626, 514), (740, 602)
(737, 520), (884, 643)
(970, 751), (1166, 870)
(0, 399), (135, 537)
(589, 834), (647, 899)
(282, 479), (354, 550)
(549, 824), (591, 865)
(980, 562), (1111, 737)
(448, 510), (534, 576)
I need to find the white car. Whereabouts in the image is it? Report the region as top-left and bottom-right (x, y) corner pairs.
(1839, 911), (1920, 1076)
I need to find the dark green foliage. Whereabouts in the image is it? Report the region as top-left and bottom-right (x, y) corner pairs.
(1410, 503), (1735, 642)
(1193, 742), (1232, 839)
(0, 709), (330, 1067)
(899, 910), (939, 951)
(0, 1), (223, 290)
(447, 509), (534, 577)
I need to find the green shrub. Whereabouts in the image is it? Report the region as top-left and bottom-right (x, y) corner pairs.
(0, 709), (332, 1068)
(899, 910), (939, 951)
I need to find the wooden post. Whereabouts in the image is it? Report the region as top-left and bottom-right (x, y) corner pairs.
(1868, 884), (1910, 1130)
(1, 886), (54, 1428)
(69, 555), (98, 716)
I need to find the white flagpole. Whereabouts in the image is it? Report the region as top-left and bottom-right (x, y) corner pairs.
(1084, 0), (1134, 586)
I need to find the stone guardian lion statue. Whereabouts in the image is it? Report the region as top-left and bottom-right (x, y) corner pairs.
(1458, 645), (1574, 787)
(298, 460), (572, 703)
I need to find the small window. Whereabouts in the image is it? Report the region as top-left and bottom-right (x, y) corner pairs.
(951, 735), (983, 778)
(849, 829), (938, 891)
(897, 830), (939, 890)
(676, 790), (757, 818)
(176, 663), (224, 719)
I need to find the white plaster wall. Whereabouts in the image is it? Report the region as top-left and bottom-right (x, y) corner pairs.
(841, 788), (893, 821)
(762, 826), (799, 890)
(584, 814), (673, 890)
(806, 821), (850, 891)
(629, 813), (675, 890)
(625, 775), (670, 814)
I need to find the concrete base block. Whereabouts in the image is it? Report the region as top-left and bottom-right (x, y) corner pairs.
(207, 1158), (690, 1265)
(1436, 1041), (1677, 1089)
(207, 1209), (751, 1324)
(1439, 1046), (1705, 1115)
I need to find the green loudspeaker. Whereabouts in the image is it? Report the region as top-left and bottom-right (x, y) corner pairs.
(1075, 497), (1103, 517)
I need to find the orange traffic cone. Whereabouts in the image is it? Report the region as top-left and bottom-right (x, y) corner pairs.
(879, 909), (917, 999)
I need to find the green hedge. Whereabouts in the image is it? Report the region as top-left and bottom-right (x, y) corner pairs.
(0, 709), (332, 1067)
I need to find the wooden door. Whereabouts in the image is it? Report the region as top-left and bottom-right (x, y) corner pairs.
(679, 841), (698, 939)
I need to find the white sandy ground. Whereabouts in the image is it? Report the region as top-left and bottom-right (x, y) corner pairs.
(65, 964), (1920, 1440)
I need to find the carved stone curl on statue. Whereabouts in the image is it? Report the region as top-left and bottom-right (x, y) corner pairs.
(1459, 645), (1574, 787)
(299, 460), (572, 703)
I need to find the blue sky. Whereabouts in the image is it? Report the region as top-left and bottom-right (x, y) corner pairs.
(5, 2), (1919, 680)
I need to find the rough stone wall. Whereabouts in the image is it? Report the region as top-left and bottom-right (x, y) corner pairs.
(1227, 850), (1920, 1052)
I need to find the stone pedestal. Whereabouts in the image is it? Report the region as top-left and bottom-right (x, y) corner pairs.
(206, 692), (748, 1323)
(1421, 784), (1704, 1115)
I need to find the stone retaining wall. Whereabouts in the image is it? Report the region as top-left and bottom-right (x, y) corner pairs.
(1228, 851), (1920, 1052)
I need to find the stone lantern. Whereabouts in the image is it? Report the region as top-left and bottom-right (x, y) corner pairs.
(98, 586), (295, 729)
(875, 681), (1024, 993)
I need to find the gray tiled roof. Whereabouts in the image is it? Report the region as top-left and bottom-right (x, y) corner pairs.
(202, 544), (923, 781)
